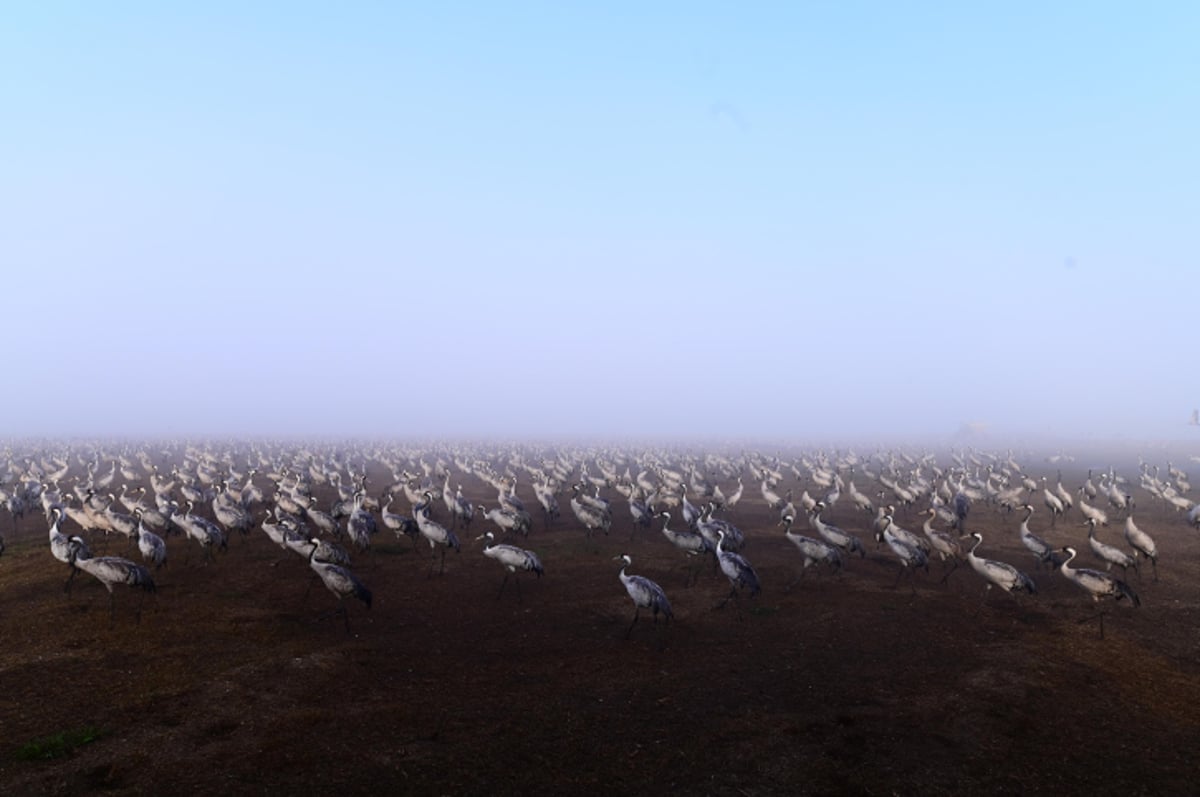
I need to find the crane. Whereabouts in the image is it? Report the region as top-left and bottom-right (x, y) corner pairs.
(658, 510), (713, 587)
(965, 532), (1036, 603)
(415, 492), (460, 575)
(305, 538), (372, 632)
(478, 531), (543, 601)
(876, 514), (929, 593)
(66, 536), (156, 625)
(781, 514), (842, 587)
(134, 510), (167, 570)
(1059, 546), (1139, 638)
(614, 554), (672, 638)
(1123, 514), (1158, 581)
(48, 506), (89, 593)
(1017, 504), (1059, 570)
(569, 483), (611, 541)
(810, 503), (866, 559)
(1042, 478), (1065, 526)
(921, 508), (962, 582)
(1085, 518), (1136, 579)
(714, 529), (760, 609)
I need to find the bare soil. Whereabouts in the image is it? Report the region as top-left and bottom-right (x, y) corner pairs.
(2, 448), (1199, 795)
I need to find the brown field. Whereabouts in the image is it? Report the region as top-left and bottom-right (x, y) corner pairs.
(2, 445), (1199, 795)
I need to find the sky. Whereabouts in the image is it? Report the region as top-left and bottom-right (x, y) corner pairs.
(3, 2), (1198, 442)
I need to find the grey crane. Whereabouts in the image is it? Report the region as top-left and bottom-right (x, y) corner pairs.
(1060, 545), (1139, 638)
(614, 554), (673, 638)
(695, 504), (745, 552)
(1017, 504), (1060, 570)
(534, 475), (560, 529)
(569, 483), (611, 541)
(134, 509), (167, 569)
(810, 503), (865, 559)
(1042, 477), (1065, 526)
(175, 500), (227, 563)
(380, 496), (419, 545)
(781, 514), (842, 587)
(415, 492), (460, 575)
(212, 484), (253, 541)
(952, 490), (970, 534)
(303, 497), (339, 538)
(478, 504), (532, 538)
(346, 491), (377, 553)
(876, 514), (929, 593)
(1085, 518), (1136, 579)
(49, 507), (89, 593)
(714, 529), (760, 609)
(1123, 514), (1158, 581)
(66, 536), (156, 625)
(658, 510), (713, 587)
(966, 532), (1036, 603)
(478, 531), (543, 601)
(306, 538), (372, 632)
(627, 489), (655, 539)
(921, 507), (962, 582)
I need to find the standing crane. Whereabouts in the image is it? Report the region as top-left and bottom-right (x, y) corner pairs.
(876, 514), (929, 593)
(415, 492), (460, 575)
(810, 503), (866, 559)
(134, 510), (167, 570)
(921, 507), (962, 582)
(1123, 514), (1158, 581)
(965, 532), (1037, 603)
(305, 538), (372, 632)
(614, 554), (672, 638)
(1085, 518), (1136, 579)
(66, 536), (156, 625)
(714, 529), (760, 609)
(1042, 477), (1065, 526)
(346, 491), (377, 553)
(658, 511), (713, 587)
(477, 531), (543, 601)
(1059, 546), (1139, 638)
(569, 483), (611, 541)
(781, 514), (842, 586)
(1017, 504), (1059, 570)
(48, 507), (89, 593)
(380, 496), (419, 545)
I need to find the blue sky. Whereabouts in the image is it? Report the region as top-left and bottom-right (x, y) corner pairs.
(3, 3), (1197, 441)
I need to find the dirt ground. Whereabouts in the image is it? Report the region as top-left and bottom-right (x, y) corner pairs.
(2, 443), (1199, 795)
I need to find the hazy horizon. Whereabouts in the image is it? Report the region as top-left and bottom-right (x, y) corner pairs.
(5, 4), (1197, 442)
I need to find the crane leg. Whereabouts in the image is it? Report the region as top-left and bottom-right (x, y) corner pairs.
(1077, 610), (1107, 639)
(625, 607), (640, 638)
(497, 573), (509, 600)
(108, 592), (116, 628)
(938, 559), (959, 585)
(714, 586), (738, 611)
(1151, 558), (1158, 582)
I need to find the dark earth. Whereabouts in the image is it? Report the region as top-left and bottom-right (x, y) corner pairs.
(2, 443), (1198, 795)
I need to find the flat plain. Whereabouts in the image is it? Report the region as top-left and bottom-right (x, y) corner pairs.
(1, 442), (1198, 795)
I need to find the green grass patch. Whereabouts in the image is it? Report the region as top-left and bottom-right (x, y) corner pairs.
(750, 605), (780, 617)
(14, 726), (105, 761)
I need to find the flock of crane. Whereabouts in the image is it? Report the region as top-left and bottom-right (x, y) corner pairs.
(1, 441), (1196, 637)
